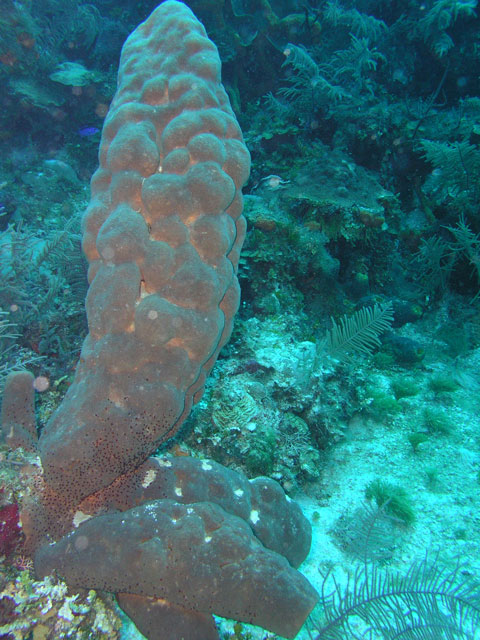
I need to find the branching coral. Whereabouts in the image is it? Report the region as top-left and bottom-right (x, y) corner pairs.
(413, 0), (477, 57)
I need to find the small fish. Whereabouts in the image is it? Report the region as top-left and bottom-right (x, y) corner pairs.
(77, 126), (99, 137)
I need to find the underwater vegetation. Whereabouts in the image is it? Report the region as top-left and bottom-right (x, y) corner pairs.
(308, 553), (480, 640)
(364, 477), (415, 525)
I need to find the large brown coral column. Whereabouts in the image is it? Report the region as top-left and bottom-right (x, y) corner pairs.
(2, 4), (320, 637)
(38, 0), (250, 502)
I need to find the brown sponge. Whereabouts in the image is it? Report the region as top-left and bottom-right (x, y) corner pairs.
(78, 455), (313, 569)
(0, 371), (37, 451)
(38, 0), (250, 504)
(35, 499), (318, 639)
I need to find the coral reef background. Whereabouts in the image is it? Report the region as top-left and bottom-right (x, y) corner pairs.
(1, 0), (480, 638)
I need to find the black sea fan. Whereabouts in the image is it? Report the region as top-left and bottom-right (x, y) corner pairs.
(325, 302), (394, 362)
(308, 554), (480, 640)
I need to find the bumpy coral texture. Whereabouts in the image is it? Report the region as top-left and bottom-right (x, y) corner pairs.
(38, 0), (250, 504)
(36, 499), (313, 639)
(1, 2), (319, 638)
